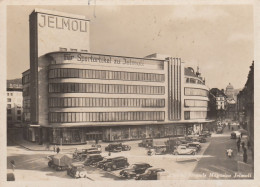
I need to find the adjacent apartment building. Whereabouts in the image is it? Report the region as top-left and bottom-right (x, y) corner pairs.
(22, 9), (211, 144)
(7, 79), (23, 127)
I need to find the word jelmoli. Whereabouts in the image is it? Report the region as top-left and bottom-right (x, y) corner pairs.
(64, 53), (144, 67)
(38, 14), (87, 32)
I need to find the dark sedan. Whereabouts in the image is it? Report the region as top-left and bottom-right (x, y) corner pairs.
(119, 163), (152, 178)
(135, 168), (165, 180)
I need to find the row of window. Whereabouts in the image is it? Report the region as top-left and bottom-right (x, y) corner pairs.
(49, 111), (165, 123)
(185, 78), (205, 85)
(7, 116), (21, 121)
(49, 83), (165, 95)
(49, 68), (165, 82)
(49, 97), (165, 108)
(184, 100), (208, 107)
(184, 111), (207, 120)
(184, 87), (208, 97)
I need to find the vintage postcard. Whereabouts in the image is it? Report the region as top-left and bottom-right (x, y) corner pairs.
(0, 0), (259, 186)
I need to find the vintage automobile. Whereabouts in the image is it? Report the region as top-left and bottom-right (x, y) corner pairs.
(147, 145), (167, 156)
(97, 156), (125, 169)
(231, 131), (241, 139)
(67, 162), (88, 178)
(122, 144), (131, 151)
(138, 138), (153, 148)
(119, 163), (152, 179)
(200, 130), (212, 137)
(103, 156), (129, 172)
(192, 137), (206, 143)
(91, 144), (102, 152)
(48, 154), (72, 171)
(105, 143), (131, 152)
(83, 154), (103, 166)
(173, 145), (196, 155)
(187, 142), (201, 152)
(74, 148), (101, 161)
(105, 143), (123, 152)
(135, 168), (165, 180)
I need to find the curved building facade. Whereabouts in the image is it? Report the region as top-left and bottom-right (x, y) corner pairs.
(22, 9), (211, 144)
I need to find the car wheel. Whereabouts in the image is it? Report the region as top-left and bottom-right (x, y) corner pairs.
(107, 167), (112, 172)
(79, 172), (85, 178)
(112, 164), (117, 169)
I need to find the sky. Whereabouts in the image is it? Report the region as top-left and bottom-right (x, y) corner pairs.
(6, 5), (253, 90)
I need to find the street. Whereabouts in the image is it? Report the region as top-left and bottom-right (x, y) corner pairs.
(7, 126), (253, 181)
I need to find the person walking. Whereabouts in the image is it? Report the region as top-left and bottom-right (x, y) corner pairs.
(237, 139), (241, 153)
(243, 147), (248, 163)
(56, 146), (60, 154)
(53, 145), (57, 152)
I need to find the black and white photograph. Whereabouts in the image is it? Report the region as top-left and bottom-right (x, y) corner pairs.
(1, 0), (258, 186)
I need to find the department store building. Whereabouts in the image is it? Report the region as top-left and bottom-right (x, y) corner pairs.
(22, 9), (211, 144)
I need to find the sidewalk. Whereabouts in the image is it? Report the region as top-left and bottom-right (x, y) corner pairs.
(8, 137), (107, 152)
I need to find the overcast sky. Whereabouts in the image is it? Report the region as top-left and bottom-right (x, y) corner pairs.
(7, 5), (253, 89)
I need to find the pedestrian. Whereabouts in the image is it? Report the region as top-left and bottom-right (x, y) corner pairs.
(56, 146), (60, 154)
(243, 147), (247, 163)
(241, 142), (245, 149)
(53, 145), (56, 152)
(237, 140), (241, 153)
(10, 160), (15, 172)
(108, 151), (111, 156)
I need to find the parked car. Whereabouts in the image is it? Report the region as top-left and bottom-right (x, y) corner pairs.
(82, 150), (101, 161)
(173, 145), (196, 155)
(67, 162), (88, 178)
(192, 137), (206, 143)
(135, 168), (165, 180)
(97, 156), (125, 169)
(105, 143), (123, 152)
(122, 144), (131, 151)
(119, 163), (152, 178)
(103, 156), (129, 171)
(138, 138), (153, 148)
(187, 142), (201, 152)
(73, 148), (99, 160)
(147, 145), (167, 156)
(84, 154), (103, 166)
(231, 131), (241, 139)
(91, 144), (102, 151)
(200, 130), (211, 137)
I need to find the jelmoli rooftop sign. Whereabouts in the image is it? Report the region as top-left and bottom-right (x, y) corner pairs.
(38, 14), (87, 32)
(48, 53), (165, 70)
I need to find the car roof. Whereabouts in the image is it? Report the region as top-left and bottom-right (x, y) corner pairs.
(148, 168), (165, 171)
(133, 162), (150, 165)
(89, 154), (101, 157)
